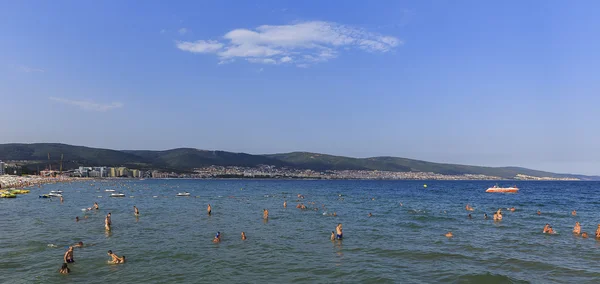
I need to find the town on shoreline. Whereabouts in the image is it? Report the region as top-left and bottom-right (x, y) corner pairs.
(0, 164), (579, 188)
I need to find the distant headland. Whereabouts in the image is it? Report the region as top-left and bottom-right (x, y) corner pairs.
(0, 143), (597, 181)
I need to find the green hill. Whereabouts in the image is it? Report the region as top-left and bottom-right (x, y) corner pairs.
(0, 143), (596, 179)
(123, 148), (287, 169)
(266, 152), (579, 179)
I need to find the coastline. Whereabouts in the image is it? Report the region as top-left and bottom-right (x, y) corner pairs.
(0, 175), (87, 189)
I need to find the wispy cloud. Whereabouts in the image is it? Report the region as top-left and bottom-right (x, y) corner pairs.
(176, 21), (402, 67)
(18, 65), (45, 73)
(178, 28), (188, 35)
(176, 40), (223, 53)
(49, 97), (124, 112)
(160, 29), (167, 34)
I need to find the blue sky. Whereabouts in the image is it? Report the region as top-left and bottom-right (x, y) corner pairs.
(1, 1), (599, 175)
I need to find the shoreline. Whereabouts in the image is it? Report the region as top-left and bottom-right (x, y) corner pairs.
(0, 175), (89, 189)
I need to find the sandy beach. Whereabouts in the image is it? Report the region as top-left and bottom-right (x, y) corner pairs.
(0, 175), (82, 189)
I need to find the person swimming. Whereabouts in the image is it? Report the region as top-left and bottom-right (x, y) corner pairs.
(207, 204), (212, 215)
(263, 209), (269, 219)
(59, 263), (70, 274)
(484, 213), (488, 220)
(368, 213), (373, 217)
(75, 216), (79, 222)
(133, 206), (139, 216)
(445, 231), (453, 238)
(510, 207), (516, 212)
(537, 210), (541, 215)
(241, 232), (247, 240)
(93, 202), (99, 210)
(573, 222), (581, 235)
(107, 250), (123, 263)
(335, 223), (343, 240)
(595, 224), (600, 238)
(468, 214), (472, 219)
(543, 224), (551, 234)
(572, 210), (577, 216)
(493, 209), (503, 221)
(465, 204), (474, 211)
(63, 247), (75, 263)
(73, 241), (84, 248)
(213, 232), (221, 243)
(582, 232), (589, 238)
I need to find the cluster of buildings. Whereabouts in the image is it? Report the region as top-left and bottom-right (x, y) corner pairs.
(73, 166), (146, 178)
(171, 165), (506, 180)
(0, 160), (583, 181)
(514, 174), (579, 181)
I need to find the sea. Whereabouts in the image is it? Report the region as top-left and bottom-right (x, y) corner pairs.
(1, 179), (599, 284)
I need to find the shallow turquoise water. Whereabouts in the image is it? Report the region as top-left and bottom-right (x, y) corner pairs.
(1, 180), (599, 283)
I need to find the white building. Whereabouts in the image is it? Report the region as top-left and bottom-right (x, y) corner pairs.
(0, 160), (5, 175)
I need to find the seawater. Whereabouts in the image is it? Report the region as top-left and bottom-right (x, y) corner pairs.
(1, 180), (600, 284)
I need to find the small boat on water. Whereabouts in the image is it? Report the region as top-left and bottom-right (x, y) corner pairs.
(50, 190), (63, 194)
(110, 193), (126, 197)
(48, 192), (63, 197)
(486, 185), (519, 193)
(176, 192), (191, 197)
(39, 194), (51, 198)
(105, 189), (115, 192)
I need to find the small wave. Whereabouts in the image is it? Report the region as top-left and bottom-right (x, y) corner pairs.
(455, 272), (529, 283)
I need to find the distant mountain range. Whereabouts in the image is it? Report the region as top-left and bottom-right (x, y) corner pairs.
(0, 143), (597, 180)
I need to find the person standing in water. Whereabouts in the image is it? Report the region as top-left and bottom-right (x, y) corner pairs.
(93, 202), (99, 210)
(572, 210), (577, 216)
(573, 222), (581, 235)
(60, 196), (64, 203)
(105, 214), (111, 231)
(335, 223), (343, 240)
(283, 200), (287, 208)
(133, 206), (139, 216)
(213, 232), (221, 243)
(241, 232), (247, 240)
(263, 209), (269, 220)
(595, 224), (600, 238)
(207, 204), (212, 216)
(63, 247), (75, 263)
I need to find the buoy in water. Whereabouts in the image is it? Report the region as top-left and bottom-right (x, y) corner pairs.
(423, 184), (428, 188)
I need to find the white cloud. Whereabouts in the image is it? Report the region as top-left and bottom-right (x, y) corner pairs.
(247, 58), (277, 64)
(176, 40), (223, 53)
(178, 28), (188, 35)
(176, 21), (401, 67)
(18, 65), (45, 73)
(49, 97), (124, 112)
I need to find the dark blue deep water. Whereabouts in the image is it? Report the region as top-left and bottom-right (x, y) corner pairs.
(1, 180), (599, 283)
